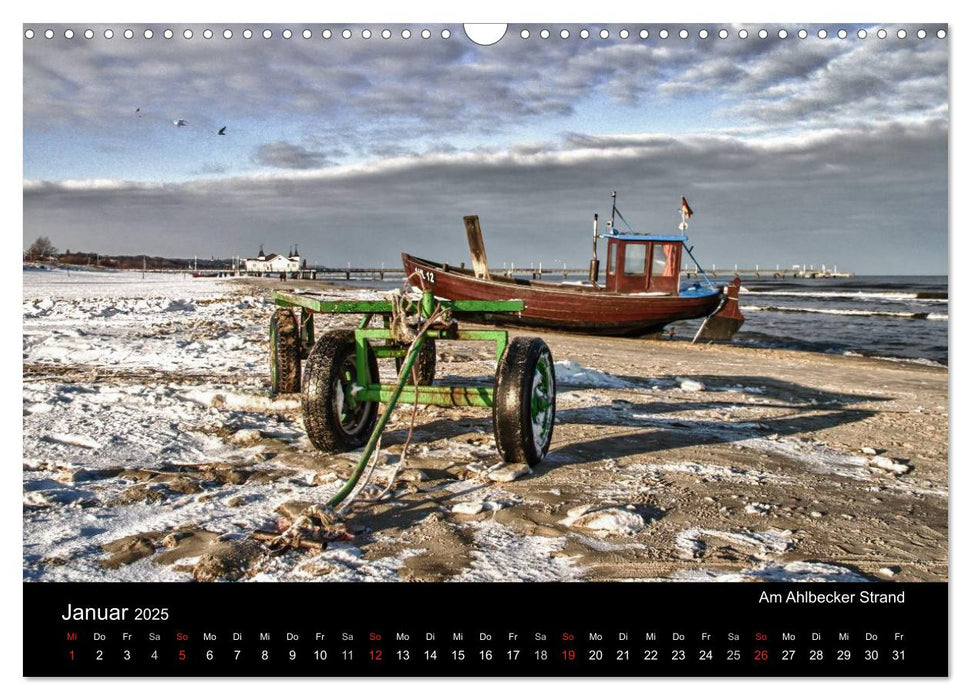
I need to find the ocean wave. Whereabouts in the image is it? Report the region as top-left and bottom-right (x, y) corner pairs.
(744, 290), (948, 302)
(840, 351), (947, 368)
(730, 332), (947, 367)
(741, 305), (948, 321)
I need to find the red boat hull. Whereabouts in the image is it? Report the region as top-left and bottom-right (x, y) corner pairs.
(402, 254), (724, 336)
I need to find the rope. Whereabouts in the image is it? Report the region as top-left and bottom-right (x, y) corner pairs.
(612, 206), (636, 234)
(263, 504), (349, 554)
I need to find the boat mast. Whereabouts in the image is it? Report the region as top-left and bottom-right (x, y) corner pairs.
(589, 213), (600, 285)
(678, 195), (714, 287)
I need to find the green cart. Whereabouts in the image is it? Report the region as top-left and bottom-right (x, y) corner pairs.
(269, 289), (556, 507)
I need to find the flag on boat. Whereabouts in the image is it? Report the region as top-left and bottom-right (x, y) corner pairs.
(681, 196), (694, 219)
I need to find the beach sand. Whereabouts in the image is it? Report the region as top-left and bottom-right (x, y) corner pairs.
(350, 331), (948, 583)
(23, 275), (948, 583)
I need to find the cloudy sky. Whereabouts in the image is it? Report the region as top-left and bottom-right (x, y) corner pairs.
(23, 23), (948, 274)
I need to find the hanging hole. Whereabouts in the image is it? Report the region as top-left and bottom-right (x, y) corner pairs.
(464, 24), (507, 46)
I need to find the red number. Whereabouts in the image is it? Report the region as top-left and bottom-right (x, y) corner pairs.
(754, 649), (769, 662)
(178, 649), (186, 661)
(370, 649), (383, 662)
(562, 649), (576, 661)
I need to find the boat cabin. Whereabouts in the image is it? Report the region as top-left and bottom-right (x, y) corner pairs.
(603, 232), (685, 295)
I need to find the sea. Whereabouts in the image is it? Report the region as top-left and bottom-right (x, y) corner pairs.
(341, 274), (949, 367)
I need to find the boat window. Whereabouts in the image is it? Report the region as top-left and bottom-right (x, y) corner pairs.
(608, 241), (617, 275)
(623, 243), (647, 275)
(652, 243), (668, 276)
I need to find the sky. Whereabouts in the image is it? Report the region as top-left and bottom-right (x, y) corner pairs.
(23, 22), (949, 274)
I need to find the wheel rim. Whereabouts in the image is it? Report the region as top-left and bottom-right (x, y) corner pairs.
(334, 352), (369, 435)
(529, 352), (554, 448)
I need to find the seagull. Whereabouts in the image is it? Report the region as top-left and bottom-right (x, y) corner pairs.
(217, 126), (226, 135)
(174, 119), (188, 127)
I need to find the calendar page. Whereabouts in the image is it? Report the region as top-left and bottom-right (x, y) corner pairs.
(22, 19), (949, 678)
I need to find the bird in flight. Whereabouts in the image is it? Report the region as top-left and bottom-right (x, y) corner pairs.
(217, 126), (227, 135)
(174, 119), (188, 127)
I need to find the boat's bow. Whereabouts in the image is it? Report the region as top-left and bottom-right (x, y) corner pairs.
(694, 277), (745, 341)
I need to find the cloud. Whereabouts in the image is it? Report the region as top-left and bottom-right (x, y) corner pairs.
(23, 23), (949, 158)
(24, 120), (947, 274)
(252, 141), (334, 169)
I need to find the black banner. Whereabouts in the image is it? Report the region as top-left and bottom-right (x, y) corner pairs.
(24, 582), (947, 677)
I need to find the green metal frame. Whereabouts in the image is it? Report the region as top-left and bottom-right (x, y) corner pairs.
(273, 289), (522, 410)
(273, 289), (528, 508)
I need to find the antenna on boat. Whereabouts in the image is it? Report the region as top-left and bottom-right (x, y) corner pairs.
(609, 191), (618, 232)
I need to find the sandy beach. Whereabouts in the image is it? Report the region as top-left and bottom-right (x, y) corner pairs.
(23, 273), (947, 583)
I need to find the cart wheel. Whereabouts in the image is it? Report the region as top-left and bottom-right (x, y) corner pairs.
(302, 330), (379, 453)
(395, 338), (437, 385)
(493, 337), (556, 466)
(269, 308), (301, 395)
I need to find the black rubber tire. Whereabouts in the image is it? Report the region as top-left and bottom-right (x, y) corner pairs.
(269, 308), (301, 395)
(493, 336), (556, 466)
(302, 330), (380, 453)
(394, 338), (437, 385)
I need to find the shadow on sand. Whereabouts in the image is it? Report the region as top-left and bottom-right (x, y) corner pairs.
(550, 374), (890, 468)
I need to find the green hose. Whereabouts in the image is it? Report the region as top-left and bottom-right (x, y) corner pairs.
(327, 333), (426, 508)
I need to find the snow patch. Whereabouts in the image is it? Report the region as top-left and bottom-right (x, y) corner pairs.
(559, 505), (646, 535)
(554, 360), (633, 389)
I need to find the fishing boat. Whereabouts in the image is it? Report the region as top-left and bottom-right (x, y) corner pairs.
(402, 193), (744, 339)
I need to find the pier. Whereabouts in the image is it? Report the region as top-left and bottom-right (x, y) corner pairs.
(149, 263), (854, 282)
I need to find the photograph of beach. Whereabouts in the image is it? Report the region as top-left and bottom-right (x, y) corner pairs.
(23, 23), (947, 583)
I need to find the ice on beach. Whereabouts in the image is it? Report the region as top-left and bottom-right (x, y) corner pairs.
(558, 504), (646, 535)
(744, 502), (773, 515)
(553, 360), (633, 389)
(451, 501), (507, 515)
(450, 521), (583, 582)
(868, 455), (912, 474)
(676, 377), (706, 392)
(47, 433), (102, 450)
(675, 527), (794, 559)
(672, 561), (870, 583)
